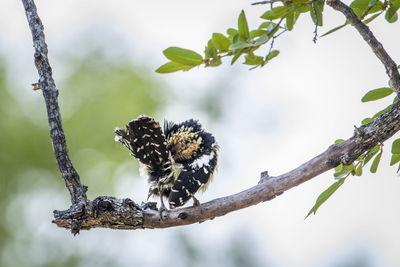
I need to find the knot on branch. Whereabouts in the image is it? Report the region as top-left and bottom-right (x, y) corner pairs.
(53, 196), (144, 233)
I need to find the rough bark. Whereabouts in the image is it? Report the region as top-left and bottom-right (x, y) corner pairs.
(22, 0), (400, 233)
(21, 0), (87, 206)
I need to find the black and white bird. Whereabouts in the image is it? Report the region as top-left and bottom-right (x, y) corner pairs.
(115, 115), (218, 210)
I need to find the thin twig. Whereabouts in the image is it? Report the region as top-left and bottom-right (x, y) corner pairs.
(252, 0), (284, 5)
(312, 1), (319, 43)
(21, 0), (87, 205)
(327, 0), (400, 96)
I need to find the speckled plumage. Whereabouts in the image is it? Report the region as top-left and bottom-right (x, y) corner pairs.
(115, 115), (218, 209)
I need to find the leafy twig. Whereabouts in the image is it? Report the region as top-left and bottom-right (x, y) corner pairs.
(327, 0), (400, 96)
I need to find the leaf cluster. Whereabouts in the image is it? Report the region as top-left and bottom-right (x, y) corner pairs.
(322, 0), (400, 36)
(307, 66), (400, 218)
(157, 0), (399, 73)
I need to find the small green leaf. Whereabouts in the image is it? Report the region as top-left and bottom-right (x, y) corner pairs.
(155, 62), (193, 73)
(244, 53), (264, 66)
(266, 50), (280, 61)
(386, 0), (400, 22)
(212, 33), (231, 52)
(361, 87), (394, 102)
(296, 5), (311, 13)
(209, 59), (222, 67)
(250, 29), (268, 39)
(385, 9), (398, 22)
(227, 28), (238, 39)
(364, 145), (380, 165)
(335, 139), (345, 144)
(334, 163), (355, 178)
(261, 6), (288, 20)
(361, 117), (373, 125)
(163, 47), (203, 65)
(231, 50), (244, 65)
(350, 0), (370, 16)
(305, 178), (345, 218)
(390, 153), (400, 166)
(363, 12), (383, 24)
(321, 22), (348, 37)
(355, 164), (363, 176)
(391, 138), (400, 154)
(254, 34), (270, 46)
(286, 11), (296, 30)
(205, 40), (217, 59)
(238, 10), (250, 41)
(372, 104), (393, 119)
(335, 163), (344, 173)
(370, 151), (382, 173)
(229, 41), (253, 50)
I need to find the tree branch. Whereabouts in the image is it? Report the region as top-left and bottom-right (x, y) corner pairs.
(21, 0), (87, 205)
(326, 0), (400, 96)
(22, 0), (400, 233)
(53, 101), (400, 230)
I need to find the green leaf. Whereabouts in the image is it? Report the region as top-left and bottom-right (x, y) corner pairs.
(209, 59), (222, 67)
(286, 11), (296, 30)
(244, 53), (264, 66)
(391, 138), (400, 154)
(163, 47), (203, 65)
(371, 104), (393, 119)
(390, 153), (400, 166)
(310, 0), (324, 26)
(386, 0), (400, 22)
(261, 6), (288, 20)
(238, 10), (250, 41)
(296, 5), (311, 13)
(370, 151), (382, 173)
(229, 41), (253, 50)
(350, 0), (371, 16)
(212, 33), (231, 52)
(155, 61), (193, 73)
(361, 87), (394, 102)
(305, 178), (345, 218)
(254, 34), (270, 46)
(355, 164), (363, 176)
(250, 29), (268, 39)
(266, 50), (280, 61)
(227, 28), (238, 39)
(363, 12), (383, 24)
(334, 163), (354, 178)
(205, 40), (217, 59)
(335, 139), (345, 144)
(361, 117), (373, 125)
(364, 145), (380, 165)
(321, 22), (348, 37)
(231, 50), (244, 65)
(385, 9), (398, 22)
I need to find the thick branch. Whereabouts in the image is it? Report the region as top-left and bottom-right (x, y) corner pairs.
(53, 101), (400, 230)
(327, 0), (400, 96)
(21, 0), (87, 204)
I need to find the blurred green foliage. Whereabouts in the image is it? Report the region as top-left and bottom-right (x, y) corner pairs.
(0, 52), (164, 266)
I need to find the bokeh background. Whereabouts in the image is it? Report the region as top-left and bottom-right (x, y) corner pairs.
(1, 1), (400, 266)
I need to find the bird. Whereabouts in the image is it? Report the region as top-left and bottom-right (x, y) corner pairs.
(115, 115), (219, 210)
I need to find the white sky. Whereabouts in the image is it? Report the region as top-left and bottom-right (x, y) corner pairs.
(1, 0), (400, 266)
